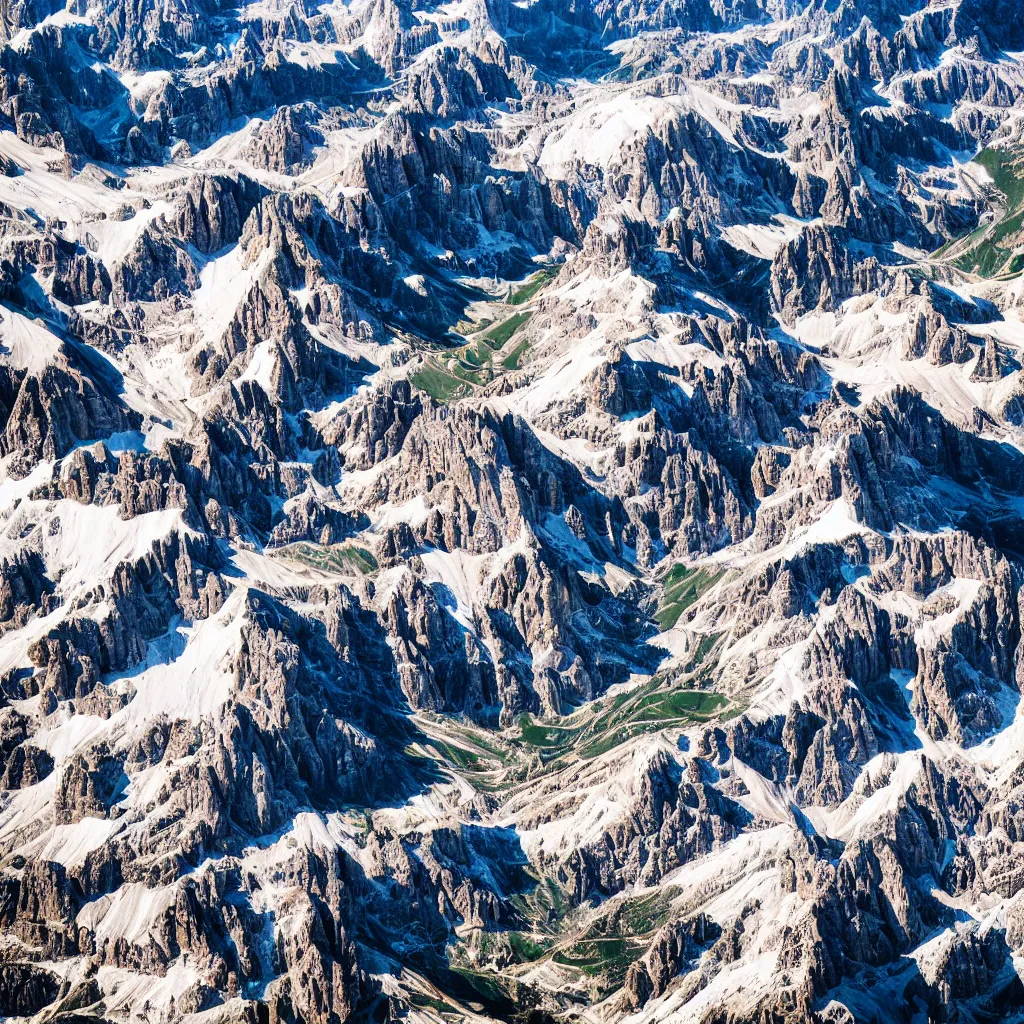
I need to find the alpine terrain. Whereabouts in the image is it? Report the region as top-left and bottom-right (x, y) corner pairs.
(1, 0), (1024, 1021)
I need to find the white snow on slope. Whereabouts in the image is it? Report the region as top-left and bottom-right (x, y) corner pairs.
(537, 83), (746, 179)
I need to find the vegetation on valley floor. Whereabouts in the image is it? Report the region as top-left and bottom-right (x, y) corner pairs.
(271, 541), (378, 575)
(455, 881), (684, 1004)
(412, 620), (734, 786)
(508, 267), (558, 305)
(656, 563), (726, 630)
(264, 462), (732, 1013)
(936, 145), (1024, 278)
(409, 267), (555, 401)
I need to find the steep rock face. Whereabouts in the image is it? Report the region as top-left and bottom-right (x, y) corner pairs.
(407, 43), (520, 119)
(243, 105), (324, 174)
(268, 492), (361, 546)
(361, 402), (592, 553)
(348, 109), (589, 276)
(480, 542), (651, 718)
(0, 357), (140, 477)
(623, 913), (719, 1009)
(609, 427), (752, 560)
(181, 191), (374, 407)
(379, 568), (499, 720)
(556, 751), (755, 901)
(770, 223), (891, 320)
(320, 377), (423, 470)
(0, 858), (83, 958)
(112, 227), (201, 302)
(0, 710), (54, 787)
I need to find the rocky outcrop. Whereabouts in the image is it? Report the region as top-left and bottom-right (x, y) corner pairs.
(771, 224), (891, 321)
(624, 914), (719, 1009)
(557, 751), (755, 901)
(268, 492), (361, 547)
(379, 568), (499, 720)
(0, 358), (140, 477)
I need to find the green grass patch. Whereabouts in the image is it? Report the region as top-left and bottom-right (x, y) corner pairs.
(480, 310), (532, 347)
(947, 146), (1024, 278)
(430, 739), (488, 772)
(517, 715), (578, 748)
(506, 931), (553, 963)
(514, 674), (731, 765)
(501, 337), (531, 370)
(656, 566), (725, 630)
(458, 339), (490, 367)
(629, 688), (727, 719)
(410, 310), (533, 403)
(441, 721), (512, 761)
(414, 717), (520, 778)
(272, 542), (377, 575)
(535, 888), (682, 993)
(552, 936), (644, 982)
(448, 360), (490, 386)
(449, 967), (515, 1007)
(452, 316), (493, 336)
(575, 678), (728, 758)
(686, 632), (721, 674)
(410, 361), (472, 402)
(612, 888), (681, 937)
(459, 925), (554, 969)
(509, 267), (557, 305)
(509, 876), (570, 932)
(408, 992), (459, 1014)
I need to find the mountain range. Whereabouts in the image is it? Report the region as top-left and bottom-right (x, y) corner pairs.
(0, 0), (1024, 1022)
